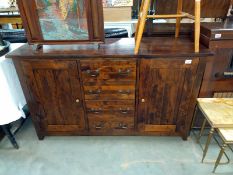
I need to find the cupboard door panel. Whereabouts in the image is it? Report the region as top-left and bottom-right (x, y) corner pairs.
(138, 59), (199, 133)
(22, 60), (85, 131)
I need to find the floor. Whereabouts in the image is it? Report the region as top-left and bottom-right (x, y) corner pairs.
(0, 120), (233, 175)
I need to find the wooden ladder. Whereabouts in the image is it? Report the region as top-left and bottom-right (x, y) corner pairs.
(134, 0), (201, 54)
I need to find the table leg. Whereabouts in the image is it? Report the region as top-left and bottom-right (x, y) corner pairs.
(202, 127), (214, 162)
(197, 118), (207, 143)
(1, 124), (19, 149)
(213, 143), (227, 173)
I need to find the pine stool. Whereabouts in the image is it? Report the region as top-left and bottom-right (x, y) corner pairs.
(194, 98), (233, 163)
(213, 128), (233, 173)
(134, 0), (201, 54)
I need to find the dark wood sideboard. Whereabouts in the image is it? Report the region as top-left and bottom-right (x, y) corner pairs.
(6, 37), (212, 140)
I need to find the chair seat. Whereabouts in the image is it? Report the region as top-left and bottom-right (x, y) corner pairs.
(218, 128), (233, 144)
(197, 98), (233, 128)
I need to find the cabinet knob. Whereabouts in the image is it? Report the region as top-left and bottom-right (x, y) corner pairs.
(141, 99), (145, 103)
(76, 99), (80, 103)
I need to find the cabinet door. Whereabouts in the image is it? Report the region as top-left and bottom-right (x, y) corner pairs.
(22, 60), (85, 132)
(138, 58), (199, 134)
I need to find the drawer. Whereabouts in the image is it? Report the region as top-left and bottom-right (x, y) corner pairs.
(86, 100), (135, 118)
(80, 60), (136, 82)
(88, 116), (134, 132)
(83, 85), (135, 100)
(85, 100), (135, 110)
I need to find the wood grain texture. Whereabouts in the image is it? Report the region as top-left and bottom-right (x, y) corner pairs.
(6, 37), (212, 59)
(7, 37), (210, 139)
(197, 98), (233, 128)
(21, 60), (86, 134)
(138, 58), (199, 138)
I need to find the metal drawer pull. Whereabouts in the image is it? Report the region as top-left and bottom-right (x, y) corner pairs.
(118, 89), (131, 94)
(215, 72), (233, 79)
(95, 121), (105, 129)
(120, 108), (130, 114)
(116, 123), (128, 129)
(86, 69), (99, 77)
(90, 108), (102, 114)
(118, 69), (131, 75)
(88, 89), (101, 95)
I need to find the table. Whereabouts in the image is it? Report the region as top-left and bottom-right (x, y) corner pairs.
(196, 98), (233, 162)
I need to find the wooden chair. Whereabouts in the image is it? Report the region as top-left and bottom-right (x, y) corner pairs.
(134, 0), (201, 54)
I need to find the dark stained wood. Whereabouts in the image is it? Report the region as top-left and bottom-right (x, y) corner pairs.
(155, 0), (231, 18)
(7, 37), (211, 139)
(21, 60), (86, 134)
(6, 37), (212, 59)
(199, 21), (233, 98)
(80, 60), (136, 82)
(138, 58), (199, 139)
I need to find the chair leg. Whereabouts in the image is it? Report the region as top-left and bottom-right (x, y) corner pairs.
(134, 0), (151, 54)
(213, 143), (227, 173)
(1, 125), (19, 149)
(202, 127), (214, 162)
(135, 0), (145, 41)
(194, 0), (201, 52)
(175, 0), (183, 38)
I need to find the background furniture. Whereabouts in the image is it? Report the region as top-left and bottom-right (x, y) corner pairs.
(6, 37), (212, 140)
(0, 43), (26, 148)
(199, 20), (233, 97)
(134, 0), (201, 54)
(213, 128), (233, 173)
(132, 0), (231, 20)
(194, 98), (233, 163)
(0, 7), (22, 29)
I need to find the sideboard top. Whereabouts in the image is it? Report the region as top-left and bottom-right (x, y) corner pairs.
(6, 37), (213, 59)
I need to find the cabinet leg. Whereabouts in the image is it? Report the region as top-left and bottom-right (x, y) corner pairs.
(1, 125), (19, 149)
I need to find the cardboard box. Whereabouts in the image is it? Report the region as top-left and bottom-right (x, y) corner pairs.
(103, 7), (132, 22)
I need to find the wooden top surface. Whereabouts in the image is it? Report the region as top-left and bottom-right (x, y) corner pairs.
(197, 98), (233, 128)
(218, 128), (233, 143)
(6, 37), (213, 59)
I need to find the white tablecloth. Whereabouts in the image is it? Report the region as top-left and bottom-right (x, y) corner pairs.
(0, 43), (26, 125)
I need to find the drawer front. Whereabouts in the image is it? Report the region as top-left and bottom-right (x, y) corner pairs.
(88, 116), (134, 132)
(85, 100), (135, 110)
(86, 100), (135, 118)
(84, 85), (135, 100)
(80, 60), (136, 82)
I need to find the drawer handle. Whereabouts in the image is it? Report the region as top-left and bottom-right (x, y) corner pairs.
(215, 72), (233, 79)
(88, 89), (102, 95)
(86, 69), (99, 77)
(118, 69), (131, 75)
(118, 89), (131, 94)
(95, 121), (105, 129)
(116, 123), (128, 129)
(120, 108), (130, 114)
(90, 108), (102, 114)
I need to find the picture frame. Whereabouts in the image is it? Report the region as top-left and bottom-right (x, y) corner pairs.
(17, 0), (104, 44)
